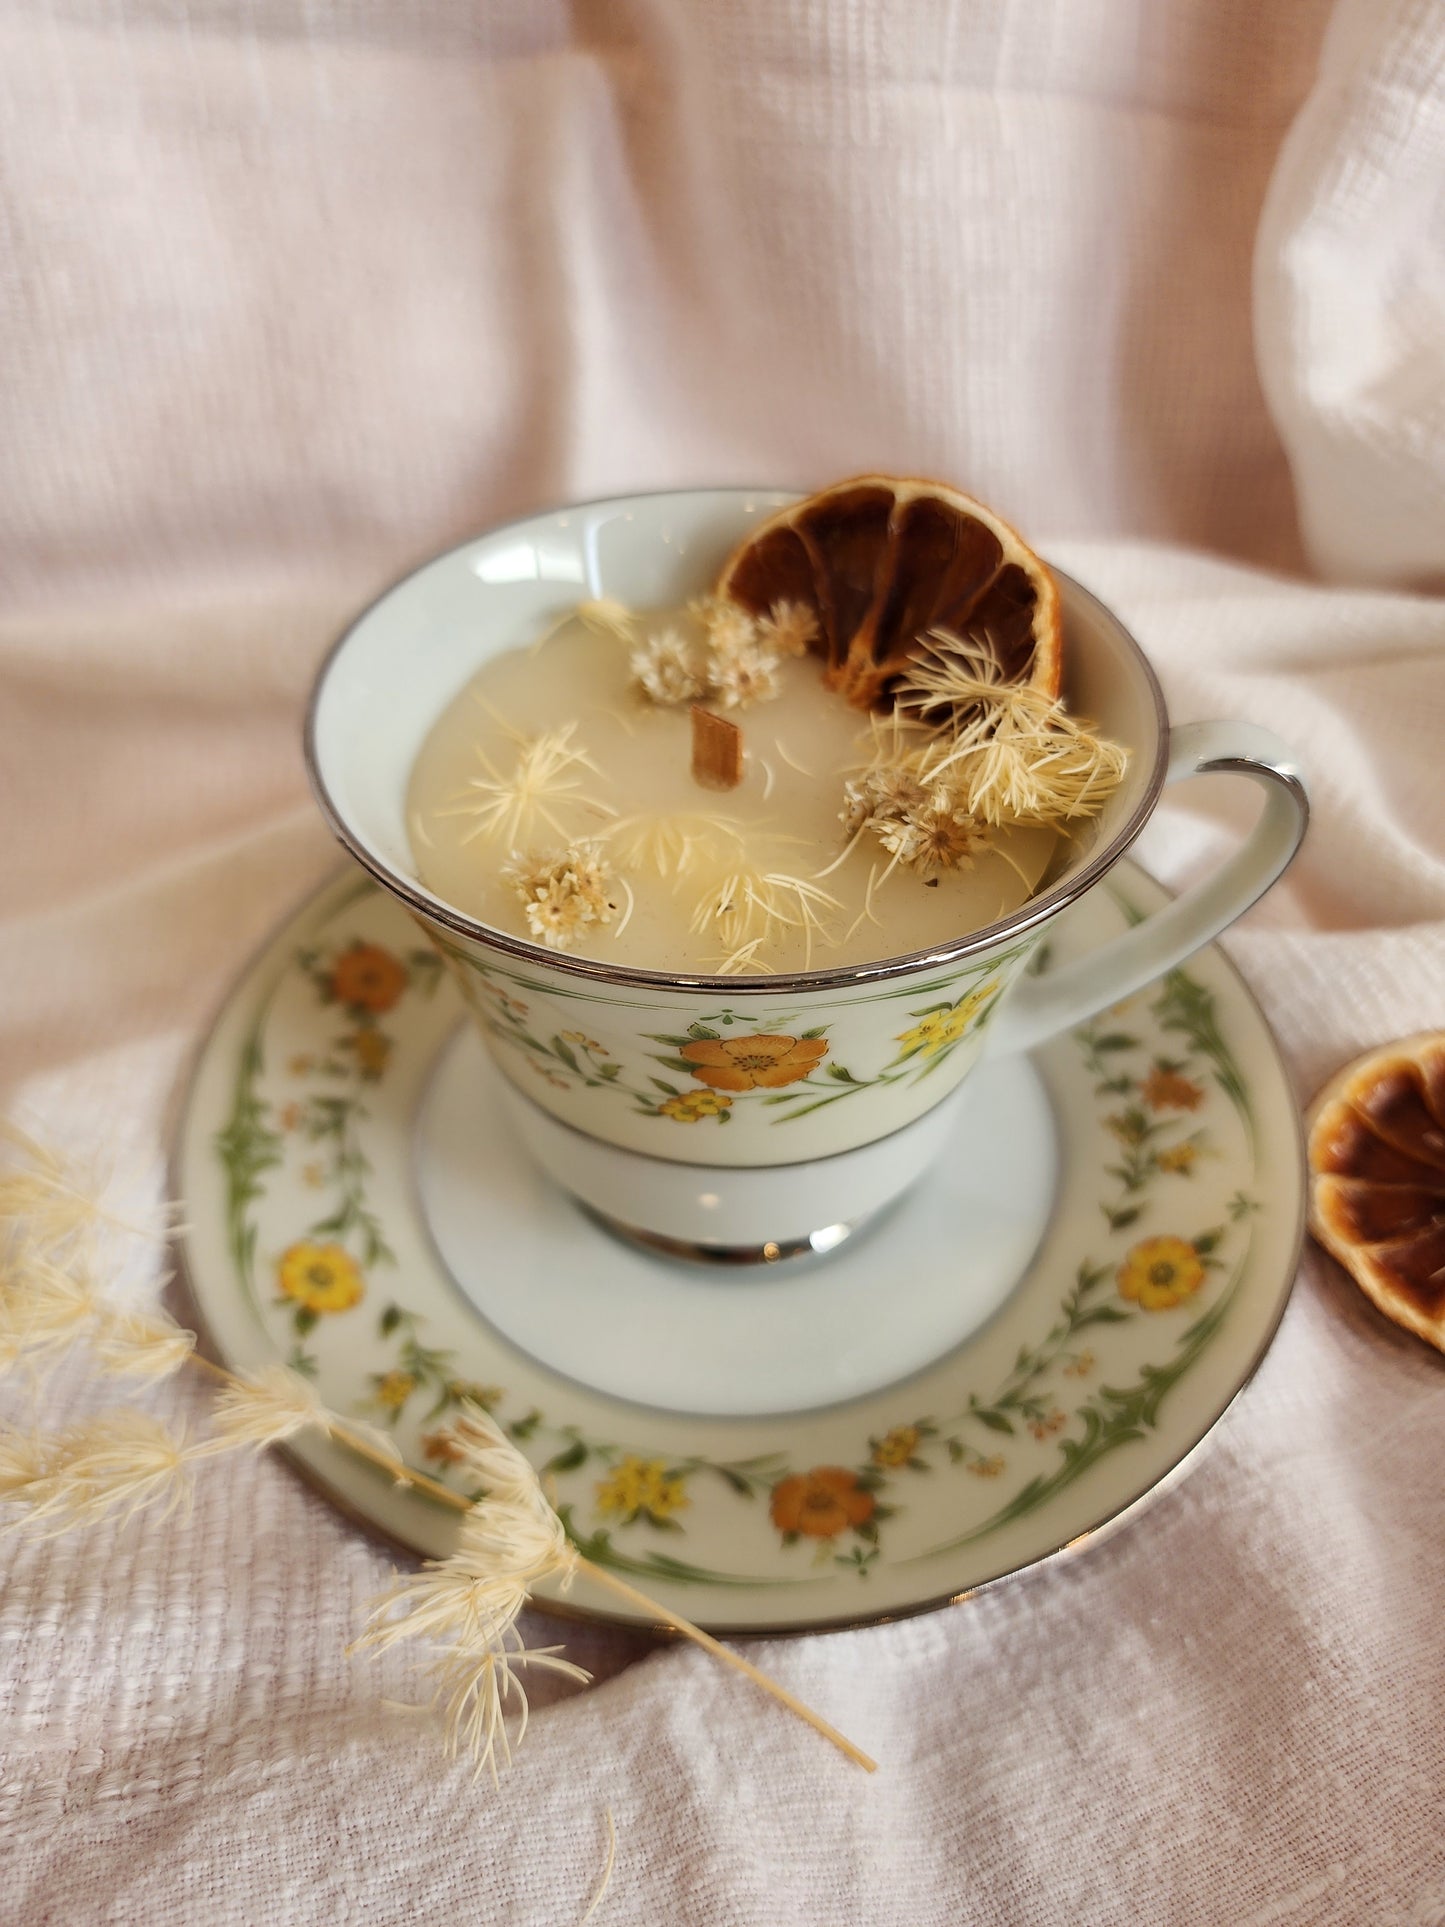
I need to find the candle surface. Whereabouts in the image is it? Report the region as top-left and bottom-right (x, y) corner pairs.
(406, 610), (1062, 974)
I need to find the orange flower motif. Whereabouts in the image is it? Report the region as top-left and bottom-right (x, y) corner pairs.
(1141, 1066), (1204, 1112)
(278, 1102), (303, 1132)
(421, 1428), (466, 1465)
(770, 1466), (875, 1540)
(1117, 1235), (1206, 1311)
(352, 1029), (392, 1078)
(1028, 1408), (1067, 1441)
(681, 1033), (828, 1092)
(330, 943), (408, 1014)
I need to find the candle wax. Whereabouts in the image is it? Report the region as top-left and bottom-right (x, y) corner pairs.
(406, 614), (1060, 973)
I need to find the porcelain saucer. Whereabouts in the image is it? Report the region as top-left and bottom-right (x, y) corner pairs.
(172, 860), (1303, 1634)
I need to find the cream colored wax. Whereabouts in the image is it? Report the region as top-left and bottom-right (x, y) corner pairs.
(406, 614), (1058, 974)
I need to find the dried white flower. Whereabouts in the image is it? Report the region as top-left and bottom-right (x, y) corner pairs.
(931, 715), (1129, 828)
(676, 597), (787, 711)
(756, 599), (819, 659)
(706, 642), (783, 711)
(898, 629), (1127, 829)
(688, 595), (757, 658)
(689, 868), (843, 968)
(11, 1410), (193, 1535)
(211, 1363), (406, 1469)
(575, 597), (637, 643)
(629, 628), (704, 706)
(839, 766), (929, 841)
(838, 760), (991, 879)
(0, 1424), (50, 1497)
(210, 1361), (330, 1447)
(351, 1404), (587, 1783)
(89, 1309), (195, 1381)
(0, 1253), (97, 1368)
(873, 788), (989, 876)
(436, 721), (605, 848)
(603, 811), (746, 881)
(502, 841), (620, 951)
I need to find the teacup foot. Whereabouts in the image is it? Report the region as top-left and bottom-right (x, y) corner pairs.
(415, 1025), (1059, 1416)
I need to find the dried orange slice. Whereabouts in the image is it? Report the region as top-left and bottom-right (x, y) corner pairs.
(1306, 1031), (1445, 1350)
(716, 475), (1062, 711)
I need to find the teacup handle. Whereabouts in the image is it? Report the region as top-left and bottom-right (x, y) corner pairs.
(987, 720), (1309, 1057)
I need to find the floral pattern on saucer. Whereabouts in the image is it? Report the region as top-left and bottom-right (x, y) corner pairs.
(207, 871), (1282, 1599)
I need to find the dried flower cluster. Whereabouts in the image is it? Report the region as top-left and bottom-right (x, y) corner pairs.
(501, 841), (627, 951)
(629, 597), (817, 713)
(894, 631), (1128, 828)
(834, 630), (1127, 879)
(630, 627), (703, 706)
(840, 766), (990, 880)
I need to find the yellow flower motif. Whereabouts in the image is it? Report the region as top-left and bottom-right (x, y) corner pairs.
(373, 1369), (416, 1411)
(895, 980), (1000, 1058)
(659, 1090), (733, 1124)
(301, 1162), (325, 1189)
(967, 1454), (1006, 1479)
(595, 1455), (690, 1524)
(870, 1424), (921, 1469)
(1117, 1235), (1206, 1311)
(562, 1030), (606, 1052)
(1156, 1142), (1198, 1175)
(276, 1242), (364, 1314)
(1062, 1349), (1096, 1379)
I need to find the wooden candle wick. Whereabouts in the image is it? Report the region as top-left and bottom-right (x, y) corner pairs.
(691, 704), (744, 790)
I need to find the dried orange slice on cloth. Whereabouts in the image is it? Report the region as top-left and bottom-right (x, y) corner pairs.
(1307, 1032), (1445, 1350)
(716, 474), (1062, 710)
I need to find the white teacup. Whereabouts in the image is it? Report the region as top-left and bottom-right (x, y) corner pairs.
(307, 489), (1307, 1264)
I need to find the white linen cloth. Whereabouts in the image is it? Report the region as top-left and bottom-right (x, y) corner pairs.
(3, 2), (1444, 1921)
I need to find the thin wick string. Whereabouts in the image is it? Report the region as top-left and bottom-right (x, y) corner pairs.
(182, 1352), (876, 1772)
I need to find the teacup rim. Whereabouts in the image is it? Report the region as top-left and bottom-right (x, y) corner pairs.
(305, 484), (1170, 994)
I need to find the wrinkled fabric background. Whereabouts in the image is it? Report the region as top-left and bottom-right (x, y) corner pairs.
(3, 2), (1444, 1921)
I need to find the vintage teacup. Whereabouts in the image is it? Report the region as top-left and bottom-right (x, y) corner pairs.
(306, 488), (1308, 1264)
